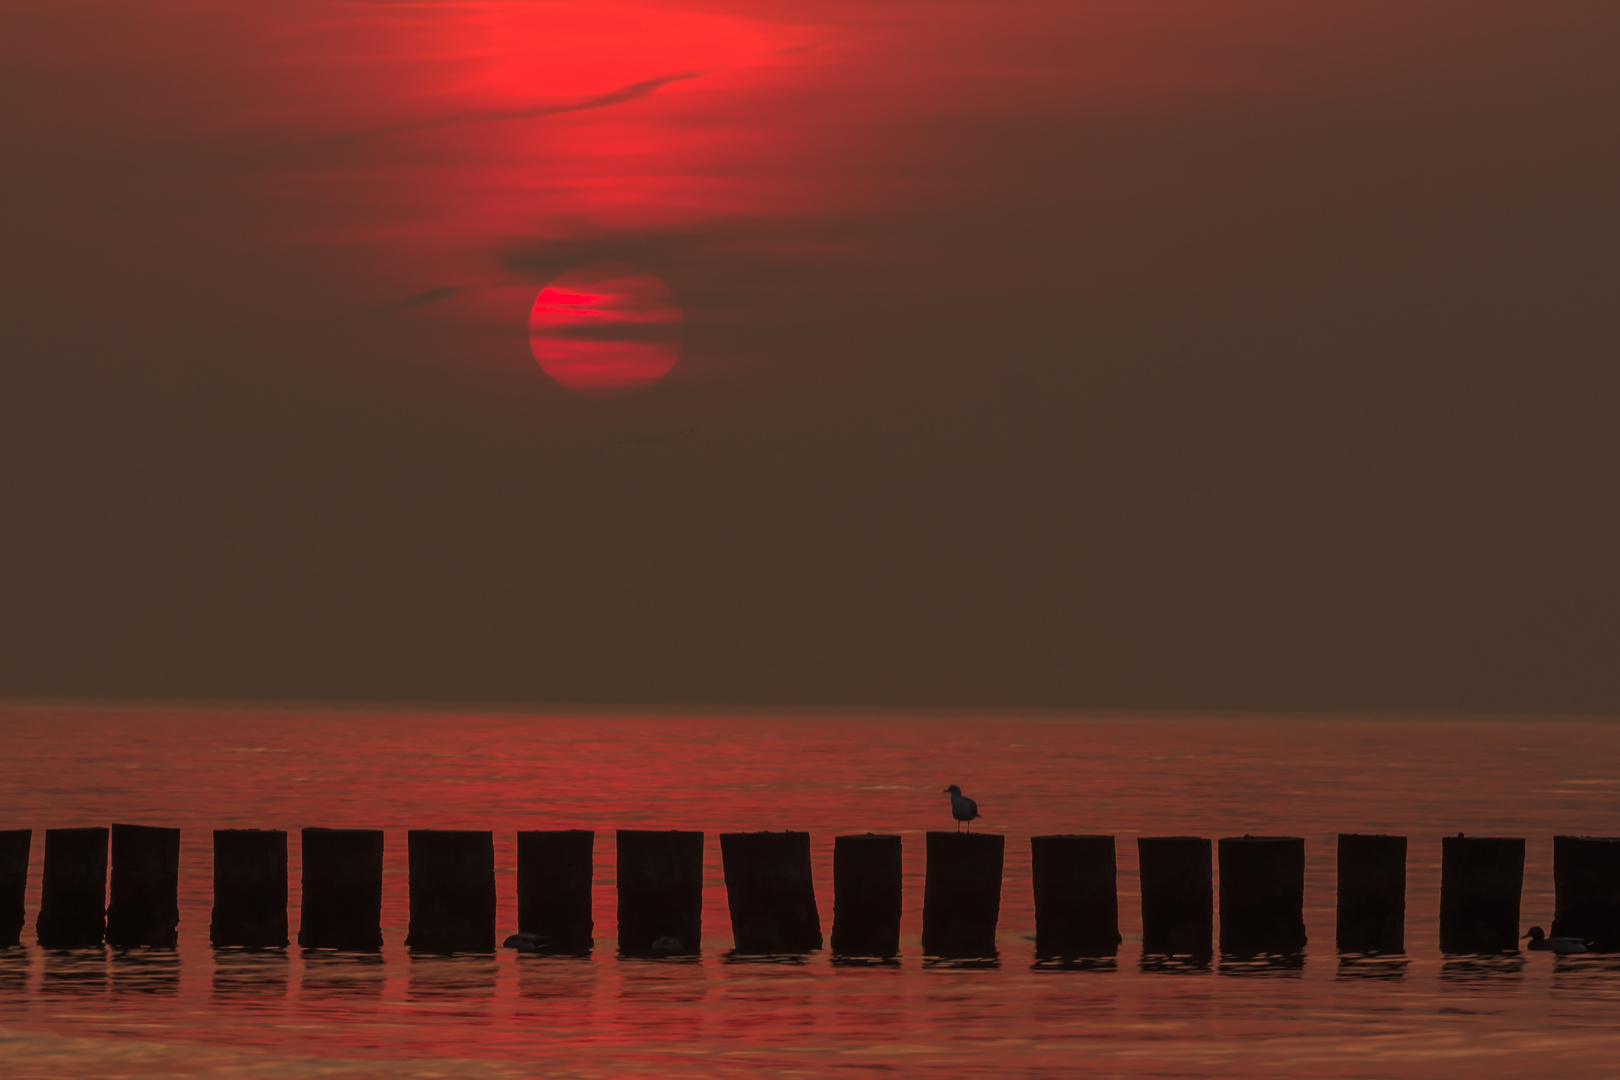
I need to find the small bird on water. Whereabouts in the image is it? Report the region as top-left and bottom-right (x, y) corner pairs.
(944, 784), (979, 832)
(1523, 926), (1593, 954)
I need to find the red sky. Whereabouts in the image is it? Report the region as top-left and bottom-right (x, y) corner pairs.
(1, 1), (1617, 709)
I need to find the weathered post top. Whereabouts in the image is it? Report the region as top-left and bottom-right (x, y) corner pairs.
(211, 829), (289, 949)
(720, 831), (822, 954)
(38, 826), (108, 949)
(406, 829), (496, 954)
(922, 831), (1004, 959)
(1137, 836), (1212, 960)
(1030, 834), (1120, 960)
(616, 829), (703, 957)
(1217, 836), (1306, 957)
(831, 833), (902, 959)
(0, 830), (30, 949)
(298, 827), (385, 951)
(107, 823), (181, 949)
(1337, 833), (1406, 955)
(1439, 835), (1524, 955)
(516, 829), (595, 953)
(1552, 835), (1620, 951)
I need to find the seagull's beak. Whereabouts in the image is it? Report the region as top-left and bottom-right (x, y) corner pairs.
(1520, 932), (1531, 939)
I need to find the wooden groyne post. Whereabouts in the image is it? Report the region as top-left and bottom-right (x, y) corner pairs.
(0, 830), (29, 948)
(106, 823), (180, 948)
(1552, 835), (1620, 951)
(720, 831), (822, 954)
(921, 832), (1003, 958)
(211, 829), (288, 948)
(830, 833), (901, 959)
(406, 830), (495, 954)
(1439, 835), (1523, 953)
(1138, 836), (1212, 959)
(616, 830), (702, 957)
(298, 828), (384, 951)
(1030, 834), (1120, 959)
(1218, 836), (1305, 956)
(517, 830), (594, 953)
(1336, 834), (1406, 954)
(37, 827), (108, 949)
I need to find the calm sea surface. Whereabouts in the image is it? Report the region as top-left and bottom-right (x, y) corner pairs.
(1, 706), (1618, 1078)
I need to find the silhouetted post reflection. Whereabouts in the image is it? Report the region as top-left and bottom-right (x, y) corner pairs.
(211, 829), (288, 948)
(1439, 835), (1524, 954)
(922, 832), (1003, 960)
(37, 827), (107, 949)
(516, 948), (597, 1002)
(1138, 836), (1212, 967)
(301, 950), (385, 999)
(1440, 952), (1526, 983)
(1218, 836), (1305, 957)
(720, 831), (822, 955)
(616, 830), (702, 957)
(1336, 834), (1406, 955)
(1030, 834), (1120, 962)
(108, 946), (179, 995)
(1552, 835), (1620, 951)
(106, 823), (180, 948)
(298, 828), (383, 951)
(830, 833), (901, 961)
(1335, 953), (1410, 980)
(212, 947), (289, 999)
(517, 830), (594, 953)
(41, 948), (107, 995)
(406, 830), (496, 954)
(0, 829), (28, 948)
(407, 951), (498, 1004)
(0, 945), (28, 993)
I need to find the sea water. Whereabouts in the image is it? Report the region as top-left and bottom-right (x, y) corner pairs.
(1, 705), (1618, 1078)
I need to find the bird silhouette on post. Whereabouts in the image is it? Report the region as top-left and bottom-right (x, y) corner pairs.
(944, 785), (979, 832)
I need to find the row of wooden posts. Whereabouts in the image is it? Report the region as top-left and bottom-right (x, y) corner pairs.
(2, 828), (1617, 959)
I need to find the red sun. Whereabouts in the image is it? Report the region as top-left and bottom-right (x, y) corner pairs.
(528, 263), (682, 398)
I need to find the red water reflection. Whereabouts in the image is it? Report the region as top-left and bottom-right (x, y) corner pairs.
(529, 263), (682, 397)
(3, 709), (1620, 1078)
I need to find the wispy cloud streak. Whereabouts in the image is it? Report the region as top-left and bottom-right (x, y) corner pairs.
(348, 71), (705, 142)
(369, 285), (462, 312)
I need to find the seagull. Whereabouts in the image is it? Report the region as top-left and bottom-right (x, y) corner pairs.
(1523, 926), (1593, 954)
(944, 785), (979, 832)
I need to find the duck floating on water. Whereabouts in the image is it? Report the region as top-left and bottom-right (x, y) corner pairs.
(1523, 926), (1594, 954)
